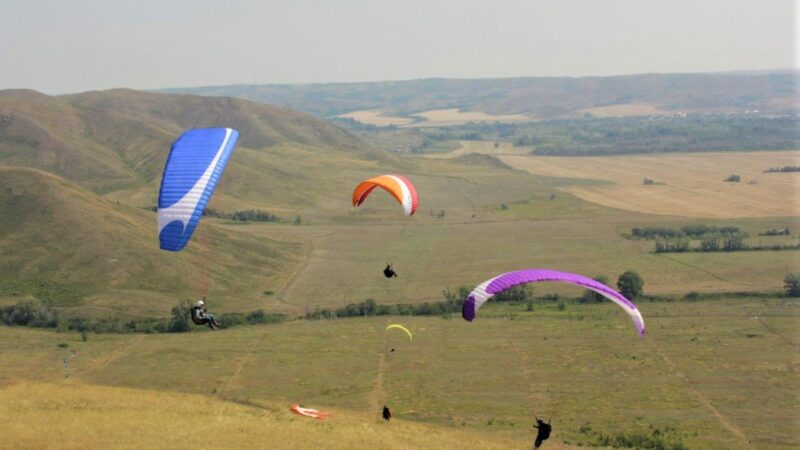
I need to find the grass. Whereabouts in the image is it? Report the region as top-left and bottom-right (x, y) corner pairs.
(0, 382), (520, 450)
(499, 151), (800, 218)
(0, 298), (797, 449)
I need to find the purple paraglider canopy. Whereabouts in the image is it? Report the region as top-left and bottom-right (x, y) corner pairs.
(462, 269), (645, 337)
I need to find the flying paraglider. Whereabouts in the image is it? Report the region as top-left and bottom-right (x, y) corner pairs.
(385, 324), (413, 340)
(191, 298), (221, 330)
(462, 269), (645, 336)
(352, 175), (418, 216)
(383, 263), (398, 278)
(157, 128), (240, 252)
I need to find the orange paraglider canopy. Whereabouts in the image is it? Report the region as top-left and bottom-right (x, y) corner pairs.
(352, 175), (418, 216)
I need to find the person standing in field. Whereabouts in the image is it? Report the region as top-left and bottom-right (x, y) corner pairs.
(382, 405), (392, 422)
(533, 417), (551, 448)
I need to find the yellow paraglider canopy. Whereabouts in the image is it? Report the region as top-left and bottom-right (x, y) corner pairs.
(385, 324), (412, 340)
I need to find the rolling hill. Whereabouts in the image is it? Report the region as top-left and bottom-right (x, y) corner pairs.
(0, 88), (390, 194)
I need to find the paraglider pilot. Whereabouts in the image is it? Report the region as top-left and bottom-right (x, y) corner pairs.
(533, 417), (551, 448)
(383, 263), (398, 278)
(191, 298), (221, 330)
(382, 405), (392, 422)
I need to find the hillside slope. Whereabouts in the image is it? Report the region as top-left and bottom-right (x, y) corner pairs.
(0, 166), (302, 316)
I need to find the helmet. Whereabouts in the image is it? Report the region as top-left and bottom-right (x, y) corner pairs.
(196, 300), (204, 307)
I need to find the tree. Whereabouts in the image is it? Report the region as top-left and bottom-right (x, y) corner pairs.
(582, 275), (609, 303)
(785, 273), (800, 297)
(617, 271), (644, 300)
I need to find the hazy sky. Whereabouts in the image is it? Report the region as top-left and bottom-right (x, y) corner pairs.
(0, 0), (796, 94)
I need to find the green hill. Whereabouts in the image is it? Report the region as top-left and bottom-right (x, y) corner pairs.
(0, 166), (302, 317)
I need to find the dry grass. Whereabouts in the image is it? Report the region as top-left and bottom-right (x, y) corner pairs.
(0, 382), (526, 450)
(500, 151), (800, 218)
(407, 109), (531, 127)
(337, 110), (416, 127)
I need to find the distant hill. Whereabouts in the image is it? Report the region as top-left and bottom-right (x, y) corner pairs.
(161, 70), (799, 119)
(0, 89), (388, 194)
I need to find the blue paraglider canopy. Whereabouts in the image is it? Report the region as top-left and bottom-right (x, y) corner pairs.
(157, 128), (239, 252)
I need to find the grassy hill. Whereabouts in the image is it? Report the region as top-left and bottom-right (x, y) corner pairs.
(162, 71), (799, 118)
(0, 166), (302, 316)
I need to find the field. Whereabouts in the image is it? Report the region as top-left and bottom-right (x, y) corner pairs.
(338, 108), (533, 128)
(337, 110), (416, 127)
(407, 109), (532, 127)
(579, 103), (665, 117)
(499, 151), (800, 218)
(1, 298), (797, 449)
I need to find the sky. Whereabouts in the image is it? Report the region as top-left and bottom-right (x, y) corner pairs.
(0, 0), (796, 94)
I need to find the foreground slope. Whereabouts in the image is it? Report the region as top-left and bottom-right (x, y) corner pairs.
(0, 382), (526, 450)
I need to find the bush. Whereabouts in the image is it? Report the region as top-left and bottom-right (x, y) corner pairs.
(494, 285), (533, 303)
(684, 291), (701, 301)
(167, 300), (193, 333)
(617, 271), (644, 300)
(785, 273), (800, 297)
(0, 301), (59, 328)
(724, 174), (741, 182)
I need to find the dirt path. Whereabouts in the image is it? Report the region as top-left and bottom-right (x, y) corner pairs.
(656, 253), (762, 289)
(81, 335), (145, 379)
(217, 329), (267, 398)
(658, 351), (754, 449)
(368, 327), (389, 417)
(274, 230), (341, 309)
(755, 317), (796, 347)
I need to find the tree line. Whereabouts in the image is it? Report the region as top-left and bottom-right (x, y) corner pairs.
(396, 114), (799, 156)
(5, 271), (800, 334)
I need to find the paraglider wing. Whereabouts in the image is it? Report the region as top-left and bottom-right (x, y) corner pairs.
(352, 175), (418, 216)
(291, 404), (330, 420)
(158, 128), (239, 251)
(385, 324), (413, 340)
(462, 269), (645, 336)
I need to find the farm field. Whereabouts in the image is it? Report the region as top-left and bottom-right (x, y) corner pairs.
(338, 108), (533, 128)
(498, 151), (800, 218)
(337, 110), (416, 127)
(1, 298), (797, 449)
(579, 103), (666, 117)
(408, 109), (532, 127)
